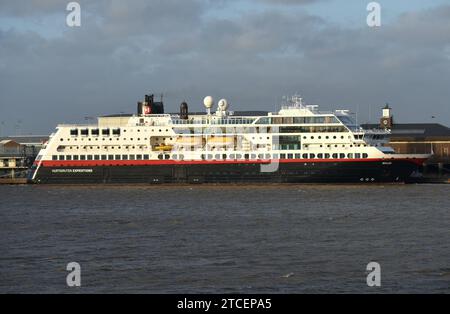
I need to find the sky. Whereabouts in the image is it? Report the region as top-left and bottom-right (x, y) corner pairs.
(0, 0), (449, 135)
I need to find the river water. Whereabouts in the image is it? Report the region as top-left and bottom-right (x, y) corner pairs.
(1, 184), (449, 293)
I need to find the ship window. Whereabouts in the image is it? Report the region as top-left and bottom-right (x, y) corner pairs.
(229, 154), (235, 160)
(101, 155), (107, 160)
(363, 153), (368, 158)
(80, 129), (88, 136)
(347, 153), (353, 159)
(295, 154), (301, 159)
(355, 153), (361, 159)
(325, 153), (330, 159)
(280, 154), (286, 159)
(87, 155), (93, 160)
(310, 153), (316, 159)
(265, 154), (271, 159)
(332, 153), (338, 159)
(122, 155), (129, 160)
(102, 129), (110, 136)
(94, 155), (100, 160)
(129, 155), (135, 160)
(70, 129), (78, 136)
(112, 128), (120, 136)
(340, 153), (346, 159)
(287, 154), (293, 159)
(91, 129), (99, 136)
(302, 153), (308, 159)
(165, 154), (170, 160)
(52, 155), (58, 160)
(215, 154), (221, 160)
(108, 155), (114, 160)
(223, 154), (227, 160)
(80, 155), (86, 160)
(59, 155), (65, 161)
(66, 155), (72, 161)
(317, 153), (323, 159)
(236, 154), (242, 159)
(144, 154), (149, 160)
(115, 155), (121, 160)
(136, 155), (142, 160)
(72, 155), (78, 161)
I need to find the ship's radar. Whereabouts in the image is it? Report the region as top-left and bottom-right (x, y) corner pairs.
(203, 96), (214, 109)
(218, 99), (228, 111)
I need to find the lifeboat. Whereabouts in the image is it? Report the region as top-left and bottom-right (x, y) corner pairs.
(175, 136), (203, 146)
(154, 144), (173, 151)
(207, 136), (234, 146)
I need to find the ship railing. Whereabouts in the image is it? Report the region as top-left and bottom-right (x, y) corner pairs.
(58, 124), (97, 127)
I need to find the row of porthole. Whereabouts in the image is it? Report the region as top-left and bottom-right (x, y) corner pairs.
(169, 152), (370, 161)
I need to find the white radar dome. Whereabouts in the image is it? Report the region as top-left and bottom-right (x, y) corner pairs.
(203, 96), (214, 109)
(218, 99), (228, 111)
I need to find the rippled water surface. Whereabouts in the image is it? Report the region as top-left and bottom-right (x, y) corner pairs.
(1, 184), (449, 293)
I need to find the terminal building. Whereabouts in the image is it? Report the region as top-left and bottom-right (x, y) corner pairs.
(363, 105), (450, 177)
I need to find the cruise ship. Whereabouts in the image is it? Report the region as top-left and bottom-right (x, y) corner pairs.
(29, 94), (430, 184)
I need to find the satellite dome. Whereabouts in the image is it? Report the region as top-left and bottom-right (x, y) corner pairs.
(218, 99), (228, 111)
(203, 96), (214, 109)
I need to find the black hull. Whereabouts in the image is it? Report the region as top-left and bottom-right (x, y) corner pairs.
(30, 160), (421, 184)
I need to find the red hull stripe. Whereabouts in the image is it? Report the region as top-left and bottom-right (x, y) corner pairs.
(37, 158), (427, 167)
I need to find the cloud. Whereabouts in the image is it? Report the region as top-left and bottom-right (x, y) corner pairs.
(0, 2), (449, 135)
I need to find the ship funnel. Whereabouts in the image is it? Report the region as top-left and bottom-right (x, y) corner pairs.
(180, 101), (189, 120)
